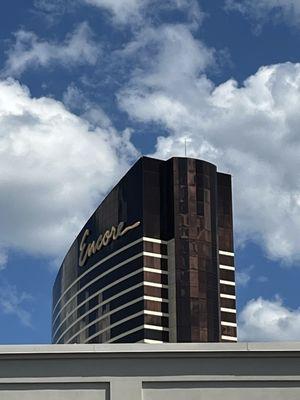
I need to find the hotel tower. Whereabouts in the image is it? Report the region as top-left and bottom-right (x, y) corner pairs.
(52, 157), (237, 344)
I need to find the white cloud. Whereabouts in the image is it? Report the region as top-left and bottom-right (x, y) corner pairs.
(118, 25), (300, 264)
(236, 271), (250, 286)
(34, 0), (77, 15)
(0, 281), (33, 327)
(33, 0), (202, 26)
(63, 83), (112, 129)
(3, 22), (100, 77)
(238, 297), (300, 341)
(226, 0), (300, 29)
(236, 266), (253, 287)
(0, 78), (137, 260)
(83, 0), (202, 25)
(0, 251), (8, 270)
(84, 0), (144, 23)
(118, 24), (215, 96)
(257, 275), (268, 283)
(236, 266), (269, 286)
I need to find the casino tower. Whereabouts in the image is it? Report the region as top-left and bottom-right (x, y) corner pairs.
(52, 157), (237, 344)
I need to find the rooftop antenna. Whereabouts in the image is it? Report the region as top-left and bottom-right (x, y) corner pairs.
(184, 137), (192, 157)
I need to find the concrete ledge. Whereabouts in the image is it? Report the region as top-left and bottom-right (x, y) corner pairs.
(1, 343), (300, 399)
(1, 342), (300, 357)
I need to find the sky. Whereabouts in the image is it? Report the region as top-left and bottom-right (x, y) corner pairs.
(0, 0), (300, 344)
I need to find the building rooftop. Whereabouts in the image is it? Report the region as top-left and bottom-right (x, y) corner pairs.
(1, 342), (300, 357)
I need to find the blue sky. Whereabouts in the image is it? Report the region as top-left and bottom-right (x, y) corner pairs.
(0, 0), (300, 344)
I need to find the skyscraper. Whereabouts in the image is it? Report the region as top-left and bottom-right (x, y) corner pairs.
(52, 157), (236, 344)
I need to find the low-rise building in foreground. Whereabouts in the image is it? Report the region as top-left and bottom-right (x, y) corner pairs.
(1, 343), (300, 400)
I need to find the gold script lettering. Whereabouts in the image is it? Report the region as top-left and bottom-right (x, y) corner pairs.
(87, 241), (97, 257)
(79, 229), (90, 267)
(102, 229), (112, 246)
(78, 221), (141, 267)
(96, 234), (103, 251)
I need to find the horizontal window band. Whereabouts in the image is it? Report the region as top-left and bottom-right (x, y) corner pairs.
(54, 281), (143, 335)
(220, 293), (236, 299)
(53, 265), (168, 336)
(53, 268), (143, 336)
(144, 295), (169, 303)
(107, 326), (144, 343)
(143, 329), (169, 343)
(53, 237), (144, 314)
(220, 307), (236, 314)
(53, 256), (144, 327)
(143, 251), (168, 259)
(221, 321), (237, 327)
(220, 270), (235, 283)
(145, 310), (168, 317)
(219, 255), (234, 268)
(221, 312), (236, 324)
(144, 267), (168, 275)
(77, 310), (170, 345)
(144, 286), (168, 299)
(144, 282), (168, 289)
(220, 298), (236, 311)
(53, 250), (168, 325)
(57, 262), (167, 333)
(107, 324), (169, 344)
(54, 296), (143, 343)
(53, 251), (167, 325)
(219, 250), (234, 257)
(54, 289), (169, 340)
(220, 279), (235, 286)
(143, 237), (168, 245)
(222, 335), (237, 341)
(62, 308), (169, 345)
(220, 285), (235, 296)
(72, 310), (145, 344)
(53, 236), (166, 315)
(144, 324), (169, 331)
(86, 310), (163, 344)
(53, 281), (169, 341)
(54, 294), (139, 340)
(219, 264), (235, 271)
(55, 296), (169, 343)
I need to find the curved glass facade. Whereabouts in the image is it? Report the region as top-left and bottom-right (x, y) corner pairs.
(52, 156), (237, 344)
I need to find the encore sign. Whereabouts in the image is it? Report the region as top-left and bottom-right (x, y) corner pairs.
(79, 221), (141, 267)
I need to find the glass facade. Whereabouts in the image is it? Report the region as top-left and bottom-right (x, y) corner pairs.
(52, 156), (237, 344)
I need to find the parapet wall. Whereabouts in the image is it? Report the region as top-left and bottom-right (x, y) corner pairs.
(0, 342), (299, 400)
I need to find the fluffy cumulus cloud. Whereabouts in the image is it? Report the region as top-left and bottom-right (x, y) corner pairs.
(236, 266), (253, 287)
(34, 0), (78, 15)
(3, 22), (100, 77)
(239, 297), (300, 341)
(83, 0), (202, 25)
(0, 251), (8, 270)
(0, 78), (137, 260)
(84, 0), (144, 23)
(118, 24), (300, 263)
(118, 24), (215, 95)
(0, 281), (33, 327)
(62, 83), (112, 129)
(226, 0), (300, 29)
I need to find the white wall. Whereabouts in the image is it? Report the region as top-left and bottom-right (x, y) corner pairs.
(0, 343), (300, 400)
